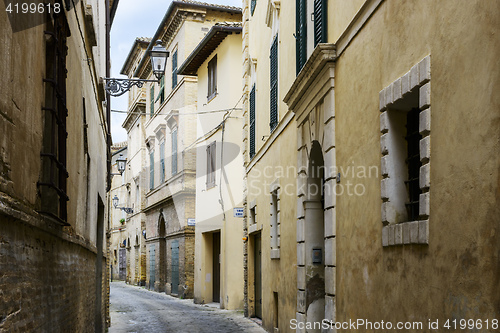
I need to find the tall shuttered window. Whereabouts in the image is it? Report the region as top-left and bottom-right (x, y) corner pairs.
(296, 0), (307, 74)
(150, 85), (154, 116)
(149, 151), (154, 190)
(39, 5), (70, 224)
(160, 141), (165, 183)
(172, 50), (178, 89)
(206, 142), (216, 188)
(270, 34), (278, 131)
(313, 0), (327, 46)
(249, 84), (256, 158)
(251, 0), (256, 15)
(208, 55), (217, 100)
(171, 128), (178, 175)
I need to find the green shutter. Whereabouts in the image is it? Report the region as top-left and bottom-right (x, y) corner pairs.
(250, 84), (256, 158)
(270, 34), (278, 131)
(296, 0), (307, 74)
(160, 142), (165, 182)
(150, 85), (154, 116)
(171, 129), (177, 175)
(172, 51), (178, 89)
(251, 0), (256, 16)
(149, 151), (154, 189)
(314, 0), (327, 46)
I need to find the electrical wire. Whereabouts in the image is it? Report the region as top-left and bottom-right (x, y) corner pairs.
(110, 107), (242, 116)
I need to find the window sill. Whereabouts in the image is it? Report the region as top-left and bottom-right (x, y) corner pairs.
(248, 223), (263, 235)
(382, 220), (428, 247)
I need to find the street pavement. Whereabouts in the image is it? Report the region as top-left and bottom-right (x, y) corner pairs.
(109, 281), (266, 333)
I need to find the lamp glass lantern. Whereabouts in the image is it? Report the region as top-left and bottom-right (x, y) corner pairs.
(116, 154), (126, 175)
(112, 195), (119, 209)
(149, 40), (169, 81)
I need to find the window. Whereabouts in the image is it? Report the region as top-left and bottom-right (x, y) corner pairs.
(250, 205), (256, 225)
(159, 141), (165, 183)
(157, 76), (165, 105)
(296, 0), (327, 74)
(149, 150), (154, 190)
(38, 6), (70, 224)
(172, 50), (178, 89)
(150, 85), (154, 116)
(171, 128), (178, 175)
(405, 108), (422, 221)
(249, 84), (256, 158)
(295, 0), (307, 74)
(208, 55), (217, 100)
(136, 184), (140, 209)
(270, 35), (278, 131)
(313, 0), (327, 46)
(251, 0), (256, 15)
(270, 180), (280, 259)
(206, 141), (216, 188)
(380, 55), (431, 246)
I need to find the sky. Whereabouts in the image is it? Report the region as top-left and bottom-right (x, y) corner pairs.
(110, 0), (242, 144)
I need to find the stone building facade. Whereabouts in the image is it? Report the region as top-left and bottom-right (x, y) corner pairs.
(243, 0), (500, 332)
(0, 0), (117, 331)
(121, 0), (242, 298)
(108, 142), (130, 282)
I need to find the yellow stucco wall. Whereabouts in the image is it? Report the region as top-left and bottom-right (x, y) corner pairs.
(334, 0), (500, 327)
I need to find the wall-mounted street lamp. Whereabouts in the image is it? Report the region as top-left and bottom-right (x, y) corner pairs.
(104, 40), (169, 97)
(112, 195), (134, 214)
(110, 154), (127, 176)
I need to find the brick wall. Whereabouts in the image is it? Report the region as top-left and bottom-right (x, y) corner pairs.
(0, 215), (106, 333)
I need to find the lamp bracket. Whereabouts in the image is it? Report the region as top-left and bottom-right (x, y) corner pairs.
(103, 77), (160, 97)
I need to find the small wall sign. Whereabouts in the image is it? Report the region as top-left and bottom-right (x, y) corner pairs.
(233, 207), (244, 218)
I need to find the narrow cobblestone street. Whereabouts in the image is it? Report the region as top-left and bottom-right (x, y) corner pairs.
(109, 282), (266, 332)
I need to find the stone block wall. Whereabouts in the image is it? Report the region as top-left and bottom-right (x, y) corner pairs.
(0, 214), (106, 332)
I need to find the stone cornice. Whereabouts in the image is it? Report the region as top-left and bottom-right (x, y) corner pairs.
(122, 102), (145, 132)
(283, 44), (336, 114)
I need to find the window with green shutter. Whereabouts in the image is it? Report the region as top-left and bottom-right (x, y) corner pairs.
(160, 141), (165, 183)
(171, 128), (178, 175)
(251, 0), (256, 15)
(172, 50), (178, 89)
(296, 0), (307, 74)
(314, 0), (327, 46)
(150, 85), (154, 116)
(250, 84), (256, 158)
(270, 34), (278, 131)
(149, 151), (154, 189)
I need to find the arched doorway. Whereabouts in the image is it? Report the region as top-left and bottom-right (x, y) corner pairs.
(158, 212), (166, 292)
(304, 141), (325, 332)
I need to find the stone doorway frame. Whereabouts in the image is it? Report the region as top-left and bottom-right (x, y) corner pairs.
(283, 44), (336, 332)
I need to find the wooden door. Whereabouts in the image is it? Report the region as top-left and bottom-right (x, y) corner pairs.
(171, 240), (179, 294)
(213, 232), (221, 302)
(119, 248), (126, 281)
(254, 234), (262, 318)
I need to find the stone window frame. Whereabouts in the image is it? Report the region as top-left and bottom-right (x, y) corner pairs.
(270, 178), (281, 259)
(248, 199), (263, 235)
(379, 55), (431, 246)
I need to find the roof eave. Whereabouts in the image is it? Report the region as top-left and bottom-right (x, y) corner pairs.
(133, 1), (242, 78)
(178, 25), (242, 76)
